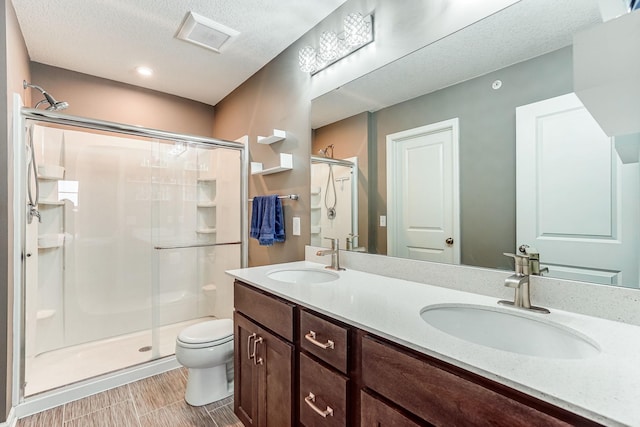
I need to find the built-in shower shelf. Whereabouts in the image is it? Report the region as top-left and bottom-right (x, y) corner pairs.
(38, 200), (64, 206)
(311, 187), (321, 195)
(38, 234), (64, 249)
(251, 153), (293, 175)
(196, 227), (217, 234)
(257, 129), (287, 145)
(36, 309), (56, 321)
(311, 226), (322, 234)
(311, 205), (321, 210)
(37, 165), (65, 180)
(197, 202), (217, 208)
(202, 284), (217, 292)
(38, 174), (63, 181)
(197, 178), (216, 182)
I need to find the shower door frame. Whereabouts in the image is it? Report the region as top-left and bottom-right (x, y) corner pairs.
(14, 107), (248, 410)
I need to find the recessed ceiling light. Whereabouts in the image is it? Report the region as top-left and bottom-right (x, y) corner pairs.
(136, 66), (153, 77)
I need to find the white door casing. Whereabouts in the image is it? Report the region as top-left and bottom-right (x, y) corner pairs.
(516, 93), (639, 286)
(387, 118), (460, 263)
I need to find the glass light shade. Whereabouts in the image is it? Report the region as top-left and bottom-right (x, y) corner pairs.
(344, 12), (367, 47)
(319, 31), (338, 61)
(299, 46), (317, 73)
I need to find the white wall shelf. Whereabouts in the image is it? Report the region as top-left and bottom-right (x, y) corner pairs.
(251, 153), (293, 175)
(38, 200), (65, 206)
(257, 129), (286, 145)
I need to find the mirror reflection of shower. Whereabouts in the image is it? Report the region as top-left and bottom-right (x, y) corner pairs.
(310, 155), (359, 251)
(318, 144), (337, 219)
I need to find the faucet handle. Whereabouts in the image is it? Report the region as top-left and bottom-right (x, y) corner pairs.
(323, 237), (338, 249)
(503, 252), (529, 275)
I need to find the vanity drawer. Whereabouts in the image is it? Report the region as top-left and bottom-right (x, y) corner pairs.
(299, 309), (348, 374)
(360, 390), (422, 427)
(299, 352), (348, 427)
(234, 281), (294, 341)
(362, 336), (578, 427)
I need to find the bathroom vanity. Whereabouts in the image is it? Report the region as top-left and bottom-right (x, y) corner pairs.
(227, 260), (640, 426)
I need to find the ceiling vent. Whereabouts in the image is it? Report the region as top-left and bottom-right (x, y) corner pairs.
(176, 11), (240, 53)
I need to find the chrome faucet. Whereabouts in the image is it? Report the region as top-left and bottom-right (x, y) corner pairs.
(518, 245), (549, 276)
(316, 237), (345, 271)
(498, 252), (549, 314)
(345, 233), (358, 251)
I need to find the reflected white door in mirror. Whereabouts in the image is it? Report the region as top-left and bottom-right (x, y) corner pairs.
(387, 119), (460, 264)
(516, 93), (640, 287)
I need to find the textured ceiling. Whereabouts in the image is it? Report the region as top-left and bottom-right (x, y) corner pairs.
(12, 0), (347, 106)
(311, 0), (604, 129)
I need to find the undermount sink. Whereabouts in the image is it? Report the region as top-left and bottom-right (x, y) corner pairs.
(420, 304), (600, 359)
(266, 267), (339, 284)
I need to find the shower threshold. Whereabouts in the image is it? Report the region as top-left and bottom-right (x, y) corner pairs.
(24, 317), (211, 396)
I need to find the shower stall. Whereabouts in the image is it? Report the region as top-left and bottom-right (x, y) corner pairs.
(19, 110), (246, 398)
(310, 156), (358, 249)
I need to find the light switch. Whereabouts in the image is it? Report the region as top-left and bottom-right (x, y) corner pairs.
(380, 215), (386, 227)
(293, 216), (301, 236)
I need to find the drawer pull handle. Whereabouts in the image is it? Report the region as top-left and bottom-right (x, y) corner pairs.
(305, 331), (334, 350)
(253, 336), (264, 365)
(304, 392), (333, 418)
(247, 333), (256, 360)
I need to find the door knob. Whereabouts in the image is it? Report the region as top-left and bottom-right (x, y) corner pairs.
(445, 238), (454, 245)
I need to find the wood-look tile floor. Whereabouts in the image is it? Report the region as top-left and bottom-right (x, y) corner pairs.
(17, 368), (243, 427)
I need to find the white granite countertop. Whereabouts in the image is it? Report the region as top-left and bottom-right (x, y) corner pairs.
(226, 261), (640, 427)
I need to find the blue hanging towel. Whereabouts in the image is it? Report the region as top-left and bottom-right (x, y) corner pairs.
(250, 195), (286, 246)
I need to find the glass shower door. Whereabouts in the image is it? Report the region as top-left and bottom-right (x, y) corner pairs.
(23, 122), (242, 396)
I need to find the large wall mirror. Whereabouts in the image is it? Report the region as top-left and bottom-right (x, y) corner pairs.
(310, 0), (640, 289)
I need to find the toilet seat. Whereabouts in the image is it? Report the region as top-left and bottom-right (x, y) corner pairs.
(177, 319), (233, 349)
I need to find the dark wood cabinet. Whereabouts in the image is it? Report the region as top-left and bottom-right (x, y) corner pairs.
(233, 283), (295, 427)
(360, 390), (422, 427)
(233, 280), (602, 427)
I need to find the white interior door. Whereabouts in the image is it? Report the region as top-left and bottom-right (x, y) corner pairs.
(387, 118), (460, 263)
(516, 93), (639, 287)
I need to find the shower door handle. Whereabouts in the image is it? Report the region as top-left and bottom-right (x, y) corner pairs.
(247, 333), (257, 360)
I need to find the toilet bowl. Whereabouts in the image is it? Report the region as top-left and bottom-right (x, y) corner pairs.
(175, 318), (234, 406)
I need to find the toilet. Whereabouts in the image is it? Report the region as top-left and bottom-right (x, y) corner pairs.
(175, 318), (234, 406)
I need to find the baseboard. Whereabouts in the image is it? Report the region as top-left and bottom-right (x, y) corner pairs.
(0, 407), (17, 427)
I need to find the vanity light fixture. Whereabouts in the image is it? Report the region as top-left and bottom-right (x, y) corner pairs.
(299, 13), (374, 75)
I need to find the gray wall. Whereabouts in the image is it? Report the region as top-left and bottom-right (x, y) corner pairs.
(212, 39), (312, 267)
(372, 47), (573, 269)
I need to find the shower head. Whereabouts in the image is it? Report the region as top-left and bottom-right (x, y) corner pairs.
(318, 144), (335, 158)
(23, 80), (69, 111)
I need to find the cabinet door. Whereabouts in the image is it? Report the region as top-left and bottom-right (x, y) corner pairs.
(360, 390), (422, 427)
(258, 323), (294, 427)
(234, 312), (294, 427)
(234, 312), (260, 426)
